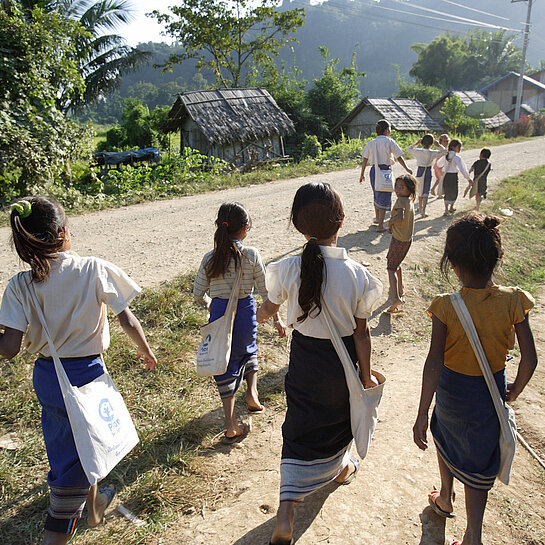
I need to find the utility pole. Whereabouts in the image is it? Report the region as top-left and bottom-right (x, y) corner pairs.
(512, 0), (533, 122)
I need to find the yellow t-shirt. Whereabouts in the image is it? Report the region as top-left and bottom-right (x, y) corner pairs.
(427, 286), (534, 376)
(391, 196), (414, 242)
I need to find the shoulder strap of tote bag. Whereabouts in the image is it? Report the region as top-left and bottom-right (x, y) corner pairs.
(472, 161), (491, 184)
(25, 277), (73, 392)
(320, 299), (364, 395)
(224, 260), (243, 320)
(449, 293), (512, 434)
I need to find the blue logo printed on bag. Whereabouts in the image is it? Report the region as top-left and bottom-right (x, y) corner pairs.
(99, 398), (121, 436)
(99, 399), (115, 422)
(199, 334), (212, 355)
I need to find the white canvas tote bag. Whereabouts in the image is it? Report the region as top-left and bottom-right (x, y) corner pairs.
(27, 281), (139, 485)
(450, 293), (517, 485)
(196, 266), (242, 377)
(372, 140), (394, 193)
(321, 300), (386, 460)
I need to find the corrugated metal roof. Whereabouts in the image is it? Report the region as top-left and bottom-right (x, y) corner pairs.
(163, 88), (294, 144)
(367, 98), (443, 131)
(430, 91), (511, 129)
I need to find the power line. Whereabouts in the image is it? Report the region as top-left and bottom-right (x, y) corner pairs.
(437, 0), (512, 22)
(384, 0), (520, 31)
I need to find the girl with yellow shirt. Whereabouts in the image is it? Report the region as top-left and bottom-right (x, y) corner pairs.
(413, 213), (537, 545)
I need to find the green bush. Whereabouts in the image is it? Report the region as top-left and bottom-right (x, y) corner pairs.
(300, 134), (322, 159)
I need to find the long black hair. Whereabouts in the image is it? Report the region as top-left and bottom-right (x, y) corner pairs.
(10, 196), (68, 282)
(205, 202), (250, 279)
(290, 182), (344, 322)
(440, 212), (502, 281)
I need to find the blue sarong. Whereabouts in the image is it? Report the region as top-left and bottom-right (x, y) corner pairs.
(209, 294), (258, 398)
(416, 165), (432, 196)
(431, 366), (506, 490)
(370, 165), (392, 210)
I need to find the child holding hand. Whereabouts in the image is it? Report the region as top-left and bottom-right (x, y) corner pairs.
(386, 174), (416, 313)
(413, 213), (537, 545)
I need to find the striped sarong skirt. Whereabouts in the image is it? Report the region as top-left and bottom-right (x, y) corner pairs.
(210, 294), (258, 399)
(431, 365), (506, 490)
(279, 330), (355, 502)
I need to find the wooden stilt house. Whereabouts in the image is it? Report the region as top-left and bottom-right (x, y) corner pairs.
(163, 88), (295, 166)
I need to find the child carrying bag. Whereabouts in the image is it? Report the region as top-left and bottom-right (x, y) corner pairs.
(27, 280), (139, 486)
(450, 292), (517, 485)
(372, 140), (394, 193)
(321, 299), (386, 460)
(196, 266), (242, 377)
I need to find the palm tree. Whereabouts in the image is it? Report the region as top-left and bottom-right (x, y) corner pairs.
(53, 0), (152, 112)
(3, 0), (151, 112)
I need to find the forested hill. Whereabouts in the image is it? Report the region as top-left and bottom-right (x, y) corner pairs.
(92, 0), (545, 123)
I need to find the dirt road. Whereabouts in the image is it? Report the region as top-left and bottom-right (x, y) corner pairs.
(2, 138), (545, 545)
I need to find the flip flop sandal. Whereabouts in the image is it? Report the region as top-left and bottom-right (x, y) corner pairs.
(428, 490), (456, 518)
(341, 456), (360, 486)
(248, 404), (265, 414)
(450, 541), (461, 545)
(220, 424), (248, 445)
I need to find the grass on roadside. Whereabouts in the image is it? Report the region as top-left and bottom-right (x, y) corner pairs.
(0, 274), (288, 545)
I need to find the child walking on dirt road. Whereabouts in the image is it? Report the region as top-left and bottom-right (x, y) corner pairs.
(413, 212), (538, 545)
(437, 139), (472, 216)
(257, 182), (383, 545)
(0, 196), (157, 545)
(194, 202), (285, 445)
(386, 174), (416, 314)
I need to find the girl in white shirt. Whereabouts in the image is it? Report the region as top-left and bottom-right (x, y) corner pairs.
(437, 139), (472, 216)
(0, 196), (156, 545)
(257, 182), (382, 545)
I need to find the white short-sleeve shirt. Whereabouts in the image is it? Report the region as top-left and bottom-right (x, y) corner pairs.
(361, 135), (404, 166)
(266, 246), (383, 338)
(0, 252), (140, 357)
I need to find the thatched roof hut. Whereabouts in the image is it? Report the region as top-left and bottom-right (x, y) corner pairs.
(333, 97), (442, 138)
(164, 88), (295, 165)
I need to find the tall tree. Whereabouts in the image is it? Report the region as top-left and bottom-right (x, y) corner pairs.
(409, 30), (523, 91)
(151, 0), (305, 87)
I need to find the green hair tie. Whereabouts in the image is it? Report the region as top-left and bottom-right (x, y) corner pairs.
(11, 200), (32, 219)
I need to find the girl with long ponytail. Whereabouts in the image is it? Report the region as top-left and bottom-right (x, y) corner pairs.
(257, 182), (383, 545)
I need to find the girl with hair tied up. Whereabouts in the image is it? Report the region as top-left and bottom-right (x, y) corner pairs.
(413, 212), (538, 545)
(194, 202), (285, 445)
(257, 182), (382, 545)
(0, 196), (157, 545)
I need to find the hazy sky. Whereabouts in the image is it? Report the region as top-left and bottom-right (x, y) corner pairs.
(119, 0), (175, 47)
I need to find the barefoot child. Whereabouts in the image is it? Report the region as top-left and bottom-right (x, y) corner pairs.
(413, 213), (538, 545)
(468, 148), (492, 212)
(386, 174), (416, 313)
(194, 202), (285, 445)
(437, 139), (472, 216)
(406, 134), (446, 217)
(431, 133), (450, 196)
(360, 119), (413, 232)
(0, 197), (157, 545)
(257, 182), (383, 545)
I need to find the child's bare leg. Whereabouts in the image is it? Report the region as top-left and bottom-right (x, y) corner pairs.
(431, 181), (438, 195)
(87, 484), (112, 527)
(373, 204), (380, 223)
(244, 370), (261, 411)
(396, 267), (404, 298)
(334, 458), (356, 483)
(387, 269), (403, 311)
(420, 196), (428, 216)
(460, 485), (488, 545)
(418, 196), (423, 212)
(271, 500), (295, 544)
(435, 453), (455, 514)
(376, 209), (387, 230)
(221, 395), (243, 438)
(475, 194), (481, 212)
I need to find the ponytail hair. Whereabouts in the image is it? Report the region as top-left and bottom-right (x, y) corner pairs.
(440, 212), (502, 280)
(290, 182), (344, 322)
(205, 202), (250, 279)
(446, 139), (462, 161)
(10, 196), (67, 282)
